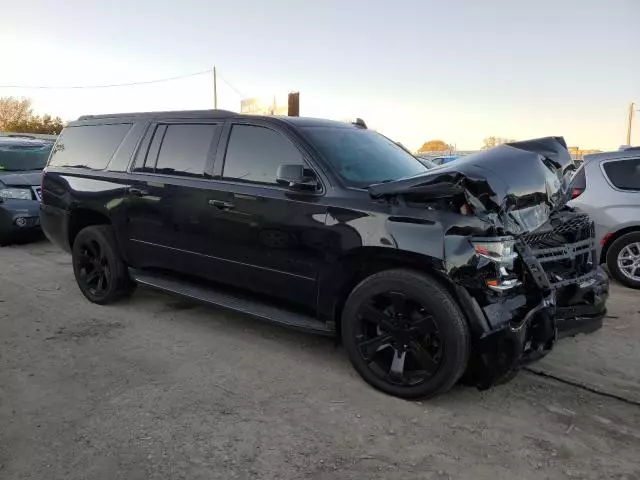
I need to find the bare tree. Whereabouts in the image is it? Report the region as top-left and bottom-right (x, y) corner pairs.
(0, 97), (33, 131)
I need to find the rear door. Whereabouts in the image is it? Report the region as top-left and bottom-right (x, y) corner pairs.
(123, 121), (223, 277)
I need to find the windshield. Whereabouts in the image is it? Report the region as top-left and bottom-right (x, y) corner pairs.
(302, 127), (427, 187)
(0, 143), (53, 171)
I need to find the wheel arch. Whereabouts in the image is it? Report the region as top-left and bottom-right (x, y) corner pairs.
(68, 207), (112, 249)
(319, 246), (487, 339)
(601, 225), (640, 264)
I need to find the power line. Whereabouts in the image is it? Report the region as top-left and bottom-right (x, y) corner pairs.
(216, 73), (247, 99)
(0, 68), (214, 90)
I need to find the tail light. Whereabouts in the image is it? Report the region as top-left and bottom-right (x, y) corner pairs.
(570, 169), (586, 199)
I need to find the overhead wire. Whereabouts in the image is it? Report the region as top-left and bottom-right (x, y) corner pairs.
(216, 73), (247, 99)
(0, 68), (215, 90)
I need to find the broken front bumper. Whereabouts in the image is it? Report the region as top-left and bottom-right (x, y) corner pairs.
(469, 265), (609, 389)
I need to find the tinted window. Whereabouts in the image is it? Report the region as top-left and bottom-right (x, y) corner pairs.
(223, 125), (304, 184)
(155, 124), (218, 177)
(603, 158), (640, 191)
(48, 124), (131, 169)
(302, 127), (427, 187)
(0, 142), (52, 171)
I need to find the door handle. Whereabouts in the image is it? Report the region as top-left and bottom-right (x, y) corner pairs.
(208, 199), (235, 210)
(128, 187), (149, 197)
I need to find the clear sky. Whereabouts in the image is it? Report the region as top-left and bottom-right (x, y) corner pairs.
(1, 0), (638, 150)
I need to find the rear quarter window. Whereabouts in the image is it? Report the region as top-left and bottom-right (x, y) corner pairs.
(602, 158), (640, 191)
(48, 123), (132, 170)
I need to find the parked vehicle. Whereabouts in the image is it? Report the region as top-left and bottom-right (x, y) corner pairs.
(429, 155), (459, 166)
(416, 156), (438, 169)
(0, 136), (52, 245)
(569, 148), (640, 288)
(40, 111), (608, 399)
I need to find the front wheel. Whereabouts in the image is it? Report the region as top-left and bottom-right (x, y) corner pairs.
(72, 225), (135, 304)
(342, 269), (470, 399)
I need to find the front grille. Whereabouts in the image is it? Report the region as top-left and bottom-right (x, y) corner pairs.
(522, 213), (592, 248)
(518, 213), (597, 289)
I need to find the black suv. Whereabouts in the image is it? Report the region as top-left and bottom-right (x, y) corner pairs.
(41, 110), (609, 399)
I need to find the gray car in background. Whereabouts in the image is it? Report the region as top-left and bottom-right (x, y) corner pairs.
(569, 147), (640, 288)
(0, 136), (53, 245)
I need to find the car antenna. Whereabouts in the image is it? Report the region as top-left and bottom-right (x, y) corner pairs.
(352, 118), (367, 129)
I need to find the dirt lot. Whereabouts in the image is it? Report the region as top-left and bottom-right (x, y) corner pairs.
(1, 240), (639, 480)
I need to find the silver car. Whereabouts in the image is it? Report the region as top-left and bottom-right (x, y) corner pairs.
(569, 148), (640, 288)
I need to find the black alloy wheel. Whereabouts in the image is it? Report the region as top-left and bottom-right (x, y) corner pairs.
(75, 238), (111, 297)
(355, 291), (443, 386)
(72, 225), (135, 304)
(342, 269), (470, 399)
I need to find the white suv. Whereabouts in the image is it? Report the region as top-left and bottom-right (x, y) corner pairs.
(570, 148), (640, 288)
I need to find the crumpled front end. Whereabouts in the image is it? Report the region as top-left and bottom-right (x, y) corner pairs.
(370, 136), (610, 388)
(464, 210), (609, 388)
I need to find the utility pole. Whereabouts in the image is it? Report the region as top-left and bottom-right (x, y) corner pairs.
(213, 67), (218, 109)
(626, 101), (635, 145)
(288, 92), (300, 116)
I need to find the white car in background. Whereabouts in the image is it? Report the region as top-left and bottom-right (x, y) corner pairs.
(569, 147), (640, 289)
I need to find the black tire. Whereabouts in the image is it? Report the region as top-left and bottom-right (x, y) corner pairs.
(341, 269), (470, 399)
(606, 232), (640, 289)
(72, 225), (135, 304)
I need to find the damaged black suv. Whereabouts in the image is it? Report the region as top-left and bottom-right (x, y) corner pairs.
(40, 110), (608, 399)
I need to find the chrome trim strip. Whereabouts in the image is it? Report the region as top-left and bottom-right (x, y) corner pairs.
(130, 238), (316, 282)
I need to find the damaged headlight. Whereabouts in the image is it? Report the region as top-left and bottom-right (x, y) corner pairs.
(471, 237), (518, 268)
(471, 237), (521, 292)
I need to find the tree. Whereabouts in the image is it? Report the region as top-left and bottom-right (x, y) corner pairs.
(5, 114), (65, 135)
(417, 140), (452, 153)
(0, 97), (33, 130)
(482, 136), (515, 149)
(0, 97), (64, 134)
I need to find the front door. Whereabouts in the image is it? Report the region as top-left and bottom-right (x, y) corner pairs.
(199, 122), (330, 308)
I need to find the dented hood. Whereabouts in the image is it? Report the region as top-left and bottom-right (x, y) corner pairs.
(369, 137), (576, 234)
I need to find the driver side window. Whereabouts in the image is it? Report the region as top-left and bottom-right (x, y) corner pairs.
(223, 125), (304, 184)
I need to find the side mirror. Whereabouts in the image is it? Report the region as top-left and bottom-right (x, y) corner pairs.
(276, 164), (319, 191)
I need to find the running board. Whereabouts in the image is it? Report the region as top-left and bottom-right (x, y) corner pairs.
(128, 269), (332, 335)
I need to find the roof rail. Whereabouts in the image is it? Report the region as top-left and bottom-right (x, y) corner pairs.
(78, 109), (237, 121)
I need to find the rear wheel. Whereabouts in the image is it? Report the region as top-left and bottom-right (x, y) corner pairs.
(72, 225), (135, 304)
(606, 232), (640, 289)
(342, 269), (470, 399)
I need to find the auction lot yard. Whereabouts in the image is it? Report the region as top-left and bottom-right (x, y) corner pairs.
(1, 241), (639, 480)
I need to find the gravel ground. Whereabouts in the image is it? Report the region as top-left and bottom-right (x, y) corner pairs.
(1, 240), (639, 480)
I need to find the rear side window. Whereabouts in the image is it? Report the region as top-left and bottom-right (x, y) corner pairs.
(223, 125), (304, 184)
(602, 158), (640, 191)
(149, 124), (218, 177)
(48, 124), (131, 170)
